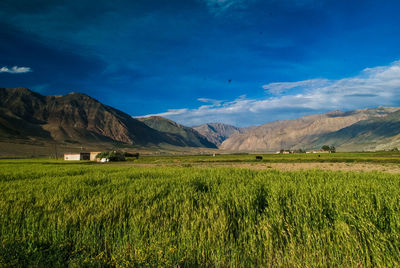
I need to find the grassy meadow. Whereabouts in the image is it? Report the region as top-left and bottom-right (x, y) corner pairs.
(1, 155), (400, 266)
(134, 151), (400, 164)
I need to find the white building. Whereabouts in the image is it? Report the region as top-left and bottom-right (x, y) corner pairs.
(90, 152), (101, 161)
(64, 152), (90, 161)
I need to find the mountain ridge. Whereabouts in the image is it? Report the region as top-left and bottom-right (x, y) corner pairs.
(0, 88), (212, 148)
(3, 88), (400, 153)
(312, 110), (400, 151)
(220, 107), (400, 152)
(138, 116), (217, 148)
(192, 123), (247, 147)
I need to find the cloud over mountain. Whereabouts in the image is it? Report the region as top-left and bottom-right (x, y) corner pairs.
(144, 61), (400, 127)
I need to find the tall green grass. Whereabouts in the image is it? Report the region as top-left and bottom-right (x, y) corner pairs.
(136, 151), (400, 164)
(1, 160), (400, 266)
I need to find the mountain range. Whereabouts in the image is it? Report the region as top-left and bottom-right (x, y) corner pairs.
(0, 88), (217, 149)
(192, 123), (247, 146)
(1, 87), (400, 154)
(220, 107), (400, 152)
(138, 116), (216, 148)
(311, 109), (400, 151)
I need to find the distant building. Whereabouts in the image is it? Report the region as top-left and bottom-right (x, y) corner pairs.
(64, 152), (90, 161)
(306, 150), (330, 154)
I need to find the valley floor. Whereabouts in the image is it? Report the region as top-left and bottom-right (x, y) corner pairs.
(128, 161), (400, 173)
(1, 153), (400, 266)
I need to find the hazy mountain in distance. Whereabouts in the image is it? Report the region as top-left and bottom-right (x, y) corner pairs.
(220, 107), (400, 152)
(138, 116), (217, 148)
(192, 123), (247, 147)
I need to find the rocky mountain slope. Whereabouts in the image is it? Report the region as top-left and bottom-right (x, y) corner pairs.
(3, 88), (400, 152)
(138, 116), (217, 148)
(192, 123), (247, 146)
(0, 88), (211, 147)
(312, 110), (400, 151)
(220, 107), (400, 151)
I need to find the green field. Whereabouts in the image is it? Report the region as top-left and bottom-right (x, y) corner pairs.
(134, 151), (400, 164)
(1, 157), (400, 266)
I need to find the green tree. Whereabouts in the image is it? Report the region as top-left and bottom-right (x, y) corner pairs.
(96, 151), (126, 161)
(321, 145), (330, 151)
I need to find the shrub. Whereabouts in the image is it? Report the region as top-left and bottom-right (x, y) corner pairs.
(96, 151), (126, 161)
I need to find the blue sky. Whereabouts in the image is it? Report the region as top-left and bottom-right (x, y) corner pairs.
(1, 0), (400, 126)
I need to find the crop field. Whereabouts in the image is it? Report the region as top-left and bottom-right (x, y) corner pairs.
(1, 155), (400, 266)
(135, 151), (400, 164)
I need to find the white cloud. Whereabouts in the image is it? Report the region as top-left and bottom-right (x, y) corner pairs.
(140, 60), (400, 127)
(263, 78), (330, 95)
(0, 66), (32, 74)
(137, 109), (189, 118)
(197, 98), (224, 109)
(197, 98), (222, 105)
(201, 0), (324, 15)
(200, 0), (249, 15)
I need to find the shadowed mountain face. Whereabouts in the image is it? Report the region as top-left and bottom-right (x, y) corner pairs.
(220, 107), (400, 152)
(138, 116), (217, 148)
(192, 123), (247, 147)
(313, 110), (400, 151)
(0, 88), (51, 139)
(0, 88), (210, 147)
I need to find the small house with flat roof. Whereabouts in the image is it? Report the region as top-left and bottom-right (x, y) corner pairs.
(64, 152), (90, 161)
(90, 152), (101, 161)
